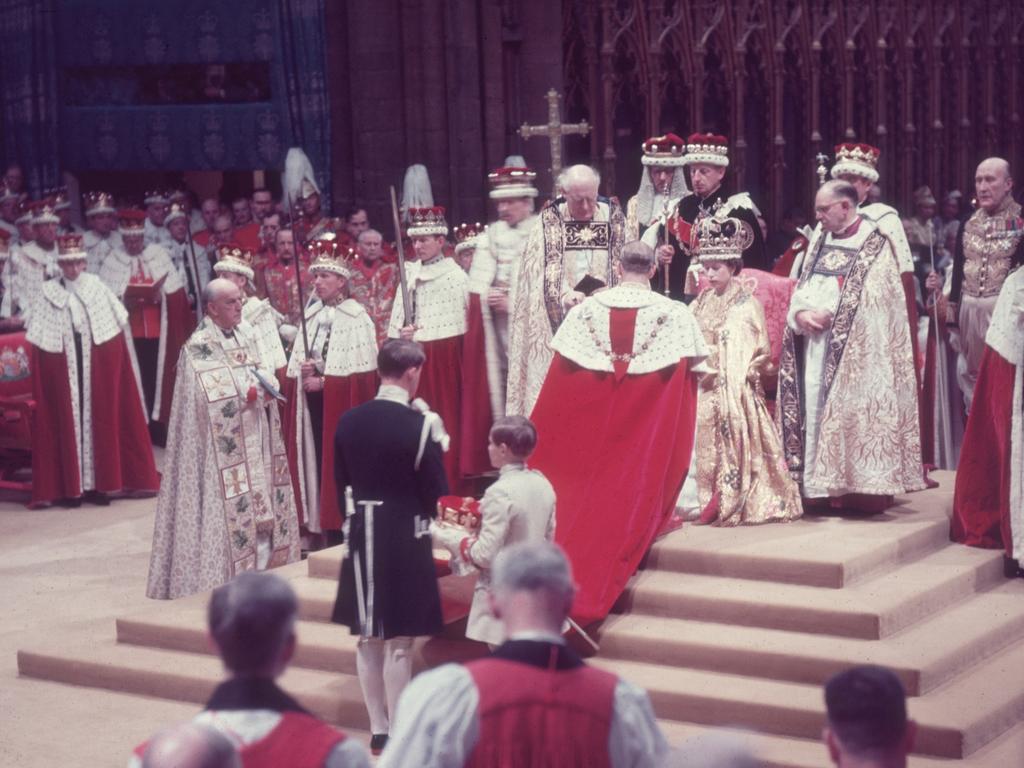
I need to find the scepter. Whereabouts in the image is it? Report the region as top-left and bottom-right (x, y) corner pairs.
(289, 202), (312, 357)
(183, 217), (205, 321)
(389, 185), (415, 325)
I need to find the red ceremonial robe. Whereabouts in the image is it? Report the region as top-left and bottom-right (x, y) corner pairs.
(950, 347), (1016, 554)
(155, 287), (195, 425)
(530, 308), (698, 626)
(31, 336), (159, 506)
(418, 335), (468, 494)
(459, 293), (495, 477)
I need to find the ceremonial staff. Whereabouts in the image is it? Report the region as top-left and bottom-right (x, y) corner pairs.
(660, 196), (672, 297)
(928, 220), (953, 458)
(389, 185), (414, 325)
(183, 218), (205, 321)
(288, 201), (312, 357)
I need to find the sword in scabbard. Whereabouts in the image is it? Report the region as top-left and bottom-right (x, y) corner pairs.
(390, 186), (415, 326)
(184, 219), (205, 321)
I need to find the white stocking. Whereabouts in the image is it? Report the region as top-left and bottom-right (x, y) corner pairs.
(356, 638), (389, 734)
(383, 636), (414, 727)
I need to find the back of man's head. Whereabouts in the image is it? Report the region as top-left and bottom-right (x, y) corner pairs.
(491, 542), (574, 634)
(142, 722), (240, 768)
(824, 665), (913, 766)
(378, 339), (425, 379)
(207, 572), (297, 677)
(619, 240), (655, 274)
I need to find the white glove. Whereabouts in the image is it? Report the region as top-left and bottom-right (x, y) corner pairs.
(411, 397), (451, 452)
(430, 521), (465, 554)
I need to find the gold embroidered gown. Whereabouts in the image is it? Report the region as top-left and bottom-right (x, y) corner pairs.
(691, 281), (802, 525)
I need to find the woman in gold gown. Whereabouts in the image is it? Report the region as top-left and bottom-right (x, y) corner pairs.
(689, 215), (802, 525)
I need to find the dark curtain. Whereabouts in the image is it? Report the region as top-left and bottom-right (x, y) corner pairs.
(0, 0), (59, 195)
(278, 0), (331, 209)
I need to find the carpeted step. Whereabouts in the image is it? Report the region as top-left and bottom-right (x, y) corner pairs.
(657, 719), (1024, 768)
(598, 581), (1024, 695)
(619, 545), (1005, 639)
(116, 609), (487, 676)
(647, 510), (950, 588)
(17, 637), (372, 730)
(594, 637), (1024, 759)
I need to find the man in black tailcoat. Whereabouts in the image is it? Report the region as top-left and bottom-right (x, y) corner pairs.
(330, 338), (448, 755)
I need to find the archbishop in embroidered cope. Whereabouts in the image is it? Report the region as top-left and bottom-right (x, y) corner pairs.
(147, 312), (300, 599)
(528, 264), (707, 626)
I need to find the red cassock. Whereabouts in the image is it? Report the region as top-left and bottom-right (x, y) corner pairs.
(459, 293), (494, 477)
(281, 371), (378, 530)
(31, 336), (159, 506)
(418, 335), (468, 494)
(529, 308), (698, 626)
(154, 288), (194, 425)
(950, 346), (1016, 555)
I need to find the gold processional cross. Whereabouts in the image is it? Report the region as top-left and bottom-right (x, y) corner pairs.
(518, 89), (591, 193)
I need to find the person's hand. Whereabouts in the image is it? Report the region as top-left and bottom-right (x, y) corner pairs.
(487, 289), (509, 313)
(301, 374), (324, 393)
(656, 244), (674, 265)
(925, 271), (943, 294)
(299, 359), (317, 378)
(399, 324), (417, 340)
(561, 290), (585, 309)
(795, 309), (832, 334)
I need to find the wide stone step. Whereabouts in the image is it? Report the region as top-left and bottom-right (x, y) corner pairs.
(619, 545), (1005, 639)
(595, 637), (1024, 759)
(648, 506), (950, 588)
(598, 581), (1024, 695)
(17, 636), (372, 731)
(116, 609), (487, 676)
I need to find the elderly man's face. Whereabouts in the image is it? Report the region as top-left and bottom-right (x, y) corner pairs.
(207, 282), (243, 330)
(34, 222), (57, 247)
(252, 190), (274, 221)
(815, 189), (853, 233)
(167, 217), (188, 242)
(649, 167), (676, 195)
(212, 216), (234, 244)
(201, 199), (220, 228)
(975, 160), (1013, 213)
(345, 209), (369, 239)
(358, 232), (383, 262)
(60, 259), (87, 282)
(276, 230), (294, 260)
(123, 233), (145, 256)
(565, 182), (599, 222)
(689, 163), (726, 198)
(232, 199), (252, 226)
(497, 197), (532, 226)
(147, 203), (167, 226)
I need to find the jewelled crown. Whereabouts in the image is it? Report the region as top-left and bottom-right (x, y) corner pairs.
(165, 202), (187, 223)
(214, 244), (255, 280)
(453, 222), (484, 254)
(684, 133), (730, 167)
(118, 208), (147, 232)
(407, 206), (449, 237)
(641, 133), (687, 167)
(31, 200), (60, 225)
(143, 190), (169, 206)
(307, 238), (352, 278)
(487, 167), (539, 200)
(84, 191), (116, 216)
(46, 186), (71, 211)
(830, 142), (880, 183)
(695, 215), (753, 261)
(56, 233), (87, 262)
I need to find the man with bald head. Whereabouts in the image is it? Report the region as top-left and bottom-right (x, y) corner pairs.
(948, 157), (1024, 410)
(147, 277), (300, 599)
(507, 164), (625, 414)
(139, 723), (239, 768)
(779, 181), (925, 513)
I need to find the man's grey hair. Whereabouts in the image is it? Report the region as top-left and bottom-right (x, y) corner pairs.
(202, 277), (236, 308)
(620, 240), (655, 274)
(978, 156), (1012, 179)
(358, 228), (383, 244)
(558, 164), (601, 194)
(142, 722), (240, 768)
(820, 179), (859, 206)
(492, 541), (573, 601)
(207, 571), (298, 675)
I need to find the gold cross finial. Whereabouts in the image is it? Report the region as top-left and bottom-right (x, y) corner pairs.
(518, 89), (591, 188)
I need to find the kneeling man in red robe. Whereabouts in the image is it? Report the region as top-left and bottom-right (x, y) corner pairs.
(380, 542), (667, 767)
(951, 265), (1024, 578)
(529, 240), (707, 626)
(26, 234), (158, 507)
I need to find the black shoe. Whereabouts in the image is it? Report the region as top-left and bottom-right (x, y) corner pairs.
(83, 490), (110, 506)
(57, 497), (82, 508)
(1004, 556), (1024, 579)
(370, 733), (388, 756)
